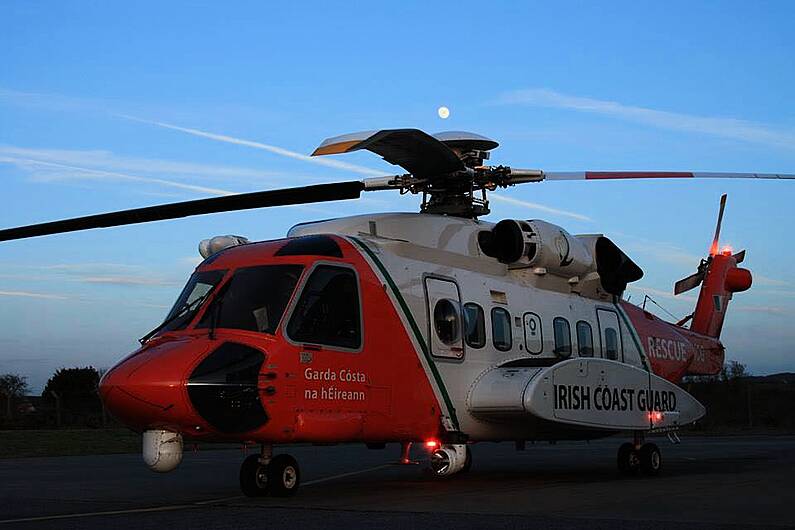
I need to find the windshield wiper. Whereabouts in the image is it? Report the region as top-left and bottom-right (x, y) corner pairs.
(208, 281), (231, 340)
(139, 290), (214, 345)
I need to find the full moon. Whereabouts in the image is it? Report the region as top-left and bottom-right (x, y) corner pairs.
(437, 106), (450, 119)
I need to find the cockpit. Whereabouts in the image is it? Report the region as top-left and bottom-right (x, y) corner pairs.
(146, 236), (362, 349)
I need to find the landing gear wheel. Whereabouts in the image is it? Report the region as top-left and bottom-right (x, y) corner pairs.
(267, 454), (301, 497)
(617, 442), (640, 476)
(639, 443), (662, 476)
(239, 454), (269, 497)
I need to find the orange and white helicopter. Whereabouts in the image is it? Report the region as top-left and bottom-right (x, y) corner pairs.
(1, 129), (791, 497)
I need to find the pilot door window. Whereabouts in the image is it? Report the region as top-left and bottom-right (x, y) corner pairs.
(491, 307), (512, 352)
(286, 265), (362, 350)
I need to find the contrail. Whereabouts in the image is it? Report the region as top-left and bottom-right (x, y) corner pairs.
(0, 156), (237, 196)
(497, 88), (795, 149)
(490, 193), (592, 222)
(117, 115), (591, 220)
(118, 116), (387, 177)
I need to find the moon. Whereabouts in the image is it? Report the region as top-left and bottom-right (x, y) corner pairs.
(437, 106), (450, 119)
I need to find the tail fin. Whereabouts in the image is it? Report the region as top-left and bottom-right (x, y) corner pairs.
(691, 251), (752, 337)
(674, 194), (752, 338)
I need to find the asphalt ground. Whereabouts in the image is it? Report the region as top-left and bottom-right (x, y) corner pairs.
(1, 435), (793, 529)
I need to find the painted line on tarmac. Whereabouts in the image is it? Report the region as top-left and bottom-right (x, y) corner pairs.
(0, 504), (194, 525)
(303, 463), (393, 486)
(0, 463), (392, 525)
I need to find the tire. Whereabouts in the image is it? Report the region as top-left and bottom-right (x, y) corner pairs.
(617, 442), (640, 476)
(239, 454), (269, 497)
(267, 454), (301, 497)
(639, 443), (662, 476)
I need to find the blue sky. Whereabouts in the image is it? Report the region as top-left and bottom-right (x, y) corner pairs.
(2, 1), (794, 391)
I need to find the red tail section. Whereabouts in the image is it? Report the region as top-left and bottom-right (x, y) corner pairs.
(690, 251), (752, 338)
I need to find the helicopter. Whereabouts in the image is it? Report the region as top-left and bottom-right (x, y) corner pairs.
(1, 128), (792, 497)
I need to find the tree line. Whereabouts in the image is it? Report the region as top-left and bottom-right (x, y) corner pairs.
(0, 367), (106, 429)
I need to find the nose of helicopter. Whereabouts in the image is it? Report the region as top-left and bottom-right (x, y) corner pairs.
(100, 338), (271, 435)
(99, 339), (210, 431)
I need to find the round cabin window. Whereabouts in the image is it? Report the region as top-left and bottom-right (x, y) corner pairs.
(433, 298), (461, 345)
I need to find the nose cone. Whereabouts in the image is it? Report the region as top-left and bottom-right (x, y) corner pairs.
(100, 339), (210, 431)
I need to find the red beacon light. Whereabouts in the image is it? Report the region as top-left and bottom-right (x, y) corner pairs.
(424, 439), (440, 450)
(649, 411), (664, 423)
(721, 245), (733, 256)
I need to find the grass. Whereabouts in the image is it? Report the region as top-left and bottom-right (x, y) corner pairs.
(0, 428), (140, 458)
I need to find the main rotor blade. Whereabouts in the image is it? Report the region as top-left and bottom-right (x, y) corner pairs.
(709, 194), (727, 256)
(674, 271), (705, 295)
(0, 181), (365, 242)
(544, 171), (795, 181)
(312, 129), (464, 177)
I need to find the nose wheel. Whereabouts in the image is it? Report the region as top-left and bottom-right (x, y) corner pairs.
(240, 449), (301, 497)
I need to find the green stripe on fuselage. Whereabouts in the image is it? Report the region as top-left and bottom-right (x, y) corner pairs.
(349, 236), (460, 430)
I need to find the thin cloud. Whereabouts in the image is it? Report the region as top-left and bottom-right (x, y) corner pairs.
(80, 276), (178, 286)
(753, 274), (790, 287)
(0, 290), (69, 300)
(119, 116), (388, 177)
(496, 88), (795, 149)
(489, 193), (592, 221)
(3, 263), (179, 288)
(181, 256), (204, 267)
(1, 155), (237, 196)
(733, 305), (791, 317)
(0, 145), (289, 183)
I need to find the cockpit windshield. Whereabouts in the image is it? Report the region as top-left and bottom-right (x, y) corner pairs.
(158, 269), (227, 334)
(197, 264), (304, 334)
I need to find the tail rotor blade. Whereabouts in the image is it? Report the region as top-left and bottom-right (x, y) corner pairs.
(709, 194), (728, 256)
(675, 271), (705, 295)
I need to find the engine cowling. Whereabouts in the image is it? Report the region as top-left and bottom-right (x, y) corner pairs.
(479, 219), (594, 277)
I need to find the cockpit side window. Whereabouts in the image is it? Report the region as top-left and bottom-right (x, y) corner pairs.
(197, 265), (303, 334)
(286, 265), (362, 350)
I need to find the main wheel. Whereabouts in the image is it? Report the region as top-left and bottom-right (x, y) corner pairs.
(239, 454), (269, 497)
(617, 442), (640, 476)
(267, 454), (300, 497)
(639, 443), (662, 476)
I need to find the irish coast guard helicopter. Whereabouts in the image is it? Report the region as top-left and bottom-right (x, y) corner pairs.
(1, 128), (792, 497)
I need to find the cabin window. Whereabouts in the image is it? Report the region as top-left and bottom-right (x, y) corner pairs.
(287, 265), (361, 349)
(433, 298), (462, 346)
(553, 317), (572, 358)
(491, 307), (512, 351)
(576, 321), (594, 357)
(197, 265), (302, 334)
(463, 303), (486, 348)
(605, 328), (619, 360)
